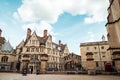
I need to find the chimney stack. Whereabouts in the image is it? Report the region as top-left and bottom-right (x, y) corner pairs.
(44, 29), (47, 37)
(0, 29), (2, 37)
(59, 40), (61, 45)
(26, 28), (31, 39)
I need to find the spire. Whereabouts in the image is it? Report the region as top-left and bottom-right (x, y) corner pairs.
(102, 35), (105, 41)
(1, 40), (13, 51)
(59, 40), (61, 46)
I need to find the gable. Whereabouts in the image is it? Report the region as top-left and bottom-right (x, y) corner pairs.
(25, 32), (40, 47)
(45, 35), (52, 48)
(64, 45), (69, 53)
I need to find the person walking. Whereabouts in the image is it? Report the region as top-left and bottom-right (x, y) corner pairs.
(31, 67), (33, 74)
(22, 68), (27, 76)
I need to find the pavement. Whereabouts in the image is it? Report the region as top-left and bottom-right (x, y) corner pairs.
(0, 73), (120, 80)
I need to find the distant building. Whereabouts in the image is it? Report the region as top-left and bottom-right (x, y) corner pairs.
(106, 0), (120, 72)
(63, 53), (81, 71)
(16, 28), (69, 73)
(80, 36), (112, 72)
(0, 29), (17, 71)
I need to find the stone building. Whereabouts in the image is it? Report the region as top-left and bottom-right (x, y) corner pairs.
(0, 29), (17, 71)
(16, 28), (69, 73)
(63, 53), (81, 71)
(80, 36), (112, 72)
(106, 0), (120, 72)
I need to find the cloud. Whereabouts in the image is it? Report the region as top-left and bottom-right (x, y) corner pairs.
(22, 21), (57, 41)
(14, 0), (109, 24)
(0, 21), (8, 28)
(87, 31), (95, 42)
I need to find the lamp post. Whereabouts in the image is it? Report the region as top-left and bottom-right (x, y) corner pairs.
(58, 46), (62, 71)
(53, 60), (55, 71)
(60, 53), (62, 71)
(97, 42), (103, 71)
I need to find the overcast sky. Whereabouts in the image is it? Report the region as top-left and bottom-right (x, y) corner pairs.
(0, 0), (109, 55)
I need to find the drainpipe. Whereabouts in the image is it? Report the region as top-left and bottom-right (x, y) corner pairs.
(97, 42), (103, 71)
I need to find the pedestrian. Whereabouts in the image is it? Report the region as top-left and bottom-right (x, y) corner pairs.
(31, 67), (33, 74)
(22, 68), (27, 76)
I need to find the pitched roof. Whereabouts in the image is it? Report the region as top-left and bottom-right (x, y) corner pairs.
(1, 41), (13, 51)
(60, 44), (66, 51)
(38, 36), (48, 44)
(23, 31), (49, 46)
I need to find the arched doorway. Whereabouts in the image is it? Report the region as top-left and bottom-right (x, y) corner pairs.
(28, 54), (40, 73)
(104, 62), (112, 72)
(64, 61), (75, 71)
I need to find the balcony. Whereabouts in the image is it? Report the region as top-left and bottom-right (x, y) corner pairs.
(86, 52), (94, 61)
(112, 51), (120, 60)
(112, 55), (120, 60)
(86, 57), (94, 61)
(41, 54), (48, 61)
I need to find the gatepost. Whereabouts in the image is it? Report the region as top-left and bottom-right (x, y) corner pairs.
(40, 54), (48, 74)
(86, 52), (96, 75)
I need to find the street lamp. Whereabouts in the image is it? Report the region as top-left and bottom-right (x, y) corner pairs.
(97, 42), (103, 71)
(58, 46), (62, 71)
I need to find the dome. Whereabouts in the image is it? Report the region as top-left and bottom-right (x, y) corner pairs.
(1, 41), (13, 51)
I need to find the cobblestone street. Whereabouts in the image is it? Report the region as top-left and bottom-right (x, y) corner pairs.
(0, 73), (119, 80)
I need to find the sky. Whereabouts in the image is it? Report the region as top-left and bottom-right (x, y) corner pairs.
(0, 0), (109, 55)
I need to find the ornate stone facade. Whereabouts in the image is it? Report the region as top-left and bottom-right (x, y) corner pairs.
(16, 28), (69, 73)
(0, 29), (17, 71)
(80, 36), (112, 72)
(63, 53), (81, 71)
(106, 0), (120, 72)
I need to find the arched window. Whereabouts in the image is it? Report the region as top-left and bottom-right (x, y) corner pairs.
(1, 56), (8, 63)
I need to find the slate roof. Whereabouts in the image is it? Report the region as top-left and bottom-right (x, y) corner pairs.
(1, 41), (13, 51)
(18, 31), (67, 52)
(23, 31), (49, 46)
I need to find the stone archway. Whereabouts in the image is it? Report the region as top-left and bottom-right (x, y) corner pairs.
(64, 61), (75, 71)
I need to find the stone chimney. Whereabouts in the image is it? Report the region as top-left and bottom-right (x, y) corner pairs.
(0, 29), (2, 37)
(59, 40), (61, 45)
(26, 28), (31, 39)
(102, 35), (105, 41)
(44, 29), (47, 37)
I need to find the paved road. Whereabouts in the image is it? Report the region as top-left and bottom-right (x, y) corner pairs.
(0, 73), (119, 80)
